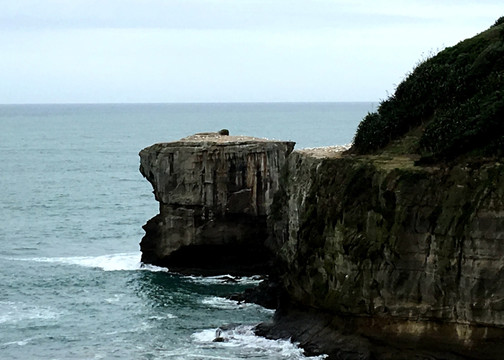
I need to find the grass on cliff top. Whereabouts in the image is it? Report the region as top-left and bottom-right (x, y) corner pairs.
(350, 17), (504, 162)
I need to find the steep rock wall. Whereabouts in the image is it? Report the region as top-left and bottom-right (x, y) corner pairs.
(139, 132), (295, 275)
(269, 150), (504, 357)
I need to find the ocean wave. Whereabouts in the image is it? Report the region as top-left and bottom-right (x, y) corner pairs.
(1, 338), (33, 347)
(201, 296), (274, 314)
(192, 325), (327, 359)
(4, 253), (169, 272)
(0, 301), (61, 325)
(148, 314), (178, 320)
(186, 274), (264, 286)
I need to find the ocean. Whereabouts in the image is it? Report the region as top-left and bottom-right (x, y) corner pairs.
(0, 102), (374, 359)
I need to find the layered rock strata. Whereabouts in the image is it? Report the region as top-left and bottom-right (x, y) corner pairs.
(267, 149), (504, 359)
(139, 132), (295, 275)
(139, 133), (504, 358)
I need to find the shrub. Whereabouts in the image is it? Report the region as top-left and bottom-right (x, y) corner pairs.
(351, 17), (504, 160)
(493, 16), (504, 27)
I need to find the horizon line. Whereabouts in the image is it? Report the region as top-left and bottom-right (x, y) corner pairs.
(0, 100), (378, 106)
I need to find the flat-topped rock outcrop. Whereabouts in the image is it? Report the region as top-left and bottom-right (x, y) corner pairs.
(139, 131), (295, 275)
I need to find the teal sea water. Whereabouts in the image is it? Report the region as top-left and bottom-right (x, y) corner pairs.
(0, 103), (374, 359)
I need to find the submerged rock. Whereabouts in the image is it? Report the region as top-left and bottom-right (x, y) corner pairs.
(139, 132), (294, 275)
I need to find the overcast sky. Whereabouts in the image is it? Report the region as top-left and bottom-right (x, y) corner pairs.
(1, 0), (502, 104)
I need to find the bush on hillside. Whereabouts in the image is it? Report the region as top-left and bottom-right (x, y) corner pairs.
(351, 18), (504, 160)
(493, 16), (504, 27)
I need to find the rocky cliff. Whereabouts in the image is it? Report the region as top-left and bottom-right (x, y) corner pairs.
(253, 19), (504, 358)
(263, 149), (504, 359)
(139, 134), (504, 358)
(139, 132), (295, 275)
(138, 19), (504, 359)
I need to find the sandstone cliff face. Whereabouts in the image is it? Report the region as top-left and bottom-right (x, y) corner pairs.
(139, 133), (295, 275)
(139, 133), (504, 357)
(269, 150), (504, 357)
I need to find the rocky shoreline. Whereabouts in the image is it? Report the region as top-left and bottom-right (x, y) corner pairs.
(139, 133), (504, 359)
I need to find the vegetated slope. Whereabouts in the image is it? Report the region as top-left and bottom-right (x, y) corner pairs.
(351, 17), (504, 161)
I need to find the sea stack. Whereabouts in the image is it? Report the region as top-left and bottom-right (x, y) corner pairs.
(139, 131), (295, 275)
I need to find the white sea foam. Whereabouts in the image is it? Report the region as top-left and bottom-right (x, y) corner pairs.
(192, 325), (327, 359)
(104, 294), (124, 303)
(186, 355), (237, 360)
(187, 274), (264, 286)
(6, 253), (169, 272)
(201, 296), (274, 314)
(201, 296), (246, 310)
(1, 338), (33, 347)
(148, 314), (178, 320)
(0, 301), (61, 324)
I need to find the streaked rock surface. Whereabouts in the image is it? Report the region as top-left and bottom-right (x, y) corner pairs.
(139, 132), (295, 275)
(139, 134), (504, 358)
(267, 149), (504, 358)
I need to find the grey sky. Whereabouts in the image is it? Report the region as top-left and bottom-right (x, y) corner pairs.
(1, 0), (502, 103)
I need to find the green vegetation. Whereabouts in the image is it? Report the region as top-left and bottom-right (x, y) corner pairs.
(351, 17), (504, 161)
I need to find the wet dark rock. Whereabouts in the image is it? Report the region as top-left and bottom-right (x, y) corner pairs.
(228, 278), (281, 310)
(255, 308), (372, 360)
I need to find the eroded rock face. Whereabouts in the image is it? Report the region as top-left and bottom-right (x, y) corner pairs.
(139, 132), (504, 357)
(139, 132), (295, 275)
(269, 151), (504, 358)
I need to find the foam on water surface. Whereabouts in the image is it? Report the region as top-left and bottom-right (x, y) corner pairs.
(192, 325), (327, 359)
(1, 338), (34, 348)
(187, 274), (264, 286)
(5, 252), (169, 272)
(201, 296), (274, 314)
(0, 301), (61, 324)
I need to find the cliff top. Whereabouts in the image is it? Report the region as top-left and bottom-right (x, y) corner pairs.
(181, 132), (280, 144)
(296, 145), (350, 158)
(140, 131), (296, 154)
